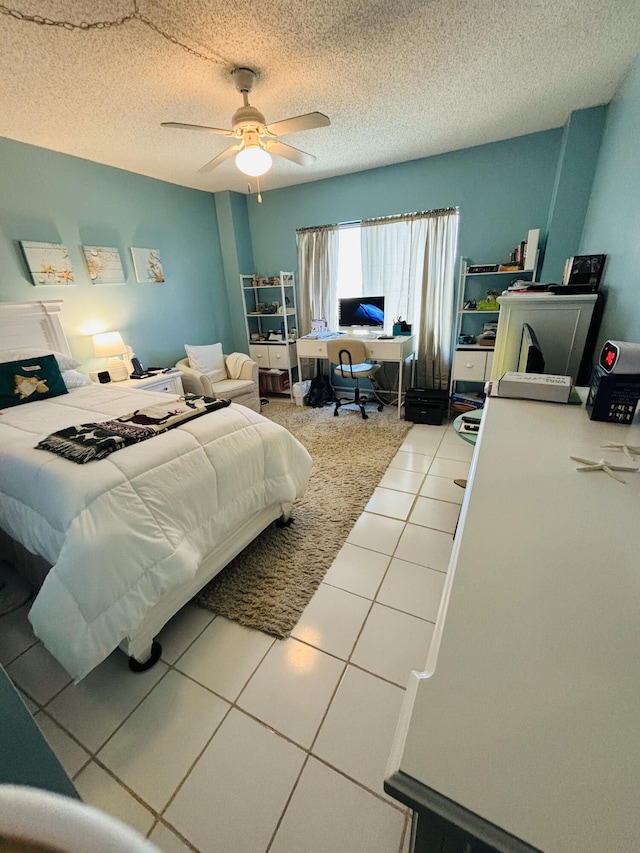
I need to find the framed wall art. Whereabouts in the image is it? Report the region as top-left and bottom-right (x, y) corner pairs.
(82, 246), (126, 285)
(130, 247), (165, 283)
(20, 241), (76, 286)
(562, 254), (606, 289)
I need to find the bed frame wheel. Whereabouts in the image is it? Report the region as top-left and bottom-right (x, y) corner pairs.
(128, 640), (162, 673)
(275, 515), (294, 528)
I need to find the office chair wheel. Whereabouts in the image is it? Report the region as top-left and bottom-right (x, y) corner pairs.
(377, 404), (383, 411)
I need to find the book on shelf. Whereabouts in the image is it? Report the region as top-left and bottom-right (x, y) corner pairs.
(523, 229), (540, 271)
(467, 264), (499, 274)
(450, 391), (484, 410)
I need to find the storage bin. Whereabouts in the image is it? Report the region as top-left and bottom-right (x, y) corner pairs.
(259, 369), (290, 395)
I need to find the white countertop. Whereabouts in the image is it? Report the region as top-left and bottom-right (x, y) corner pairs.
(387, 395), (640, 853)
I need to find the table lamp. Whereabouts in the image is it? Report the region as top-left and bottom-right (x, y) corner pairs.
(92, 331), (129, 381)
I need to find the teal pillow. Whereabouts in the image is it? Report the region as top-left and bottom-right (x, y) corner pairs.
(0, 354), (68, 409)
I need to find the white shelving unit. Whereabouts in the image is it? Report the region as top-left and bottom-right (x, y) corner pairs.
(240, 271), (298, 400)
(450, 255), (537, 408)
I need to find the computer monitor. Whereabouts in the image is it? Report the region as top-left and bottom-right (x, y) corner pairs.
(517, 323), (545, 373)
(338, 296), (385, 330)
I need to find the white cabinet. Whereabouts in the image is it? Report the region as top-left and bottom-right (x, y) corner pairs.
(249, 342), (297, 369)
(241, 271), (299, 399)
(491, 293), (598, 381)
(452, 349), (494, 383)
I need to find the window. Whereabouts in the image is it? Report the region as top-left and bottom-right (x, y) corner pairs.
(297, 208), (459, 388)
(336, 225), (362, 299)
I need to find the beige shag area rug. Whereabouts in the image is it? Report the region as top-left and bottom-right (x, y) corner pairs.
(195, 399), (412, 637)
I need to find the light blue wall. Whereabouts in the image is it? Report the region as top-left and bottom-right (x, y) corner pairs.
(0, 137), (229, 372)
(0, 98), (621, 376)
(214, 191), (255, 353)
(540, 106), (607, 283)
(245, 130), (565, 279)
(580, 54), (640, 350)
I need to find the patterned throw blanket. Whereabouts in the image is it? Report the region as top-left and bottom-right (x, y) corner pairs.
(36, 394), (231, 463)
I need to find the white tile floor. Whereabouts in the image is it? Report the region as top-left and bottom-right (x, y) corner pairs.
(0, 419), (473, 853)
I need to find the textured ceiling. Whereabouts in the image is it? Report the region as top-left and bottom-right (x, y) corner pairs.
(1, 0), (639, 194)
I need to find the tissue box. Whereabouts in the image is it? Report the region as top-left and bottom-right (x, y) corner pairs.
(393, 323), (412, 336)
(498, 372), (572, 403)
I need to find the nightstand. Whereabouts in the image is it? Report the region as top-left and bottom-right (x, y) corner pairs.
(112, 371), (184, 395)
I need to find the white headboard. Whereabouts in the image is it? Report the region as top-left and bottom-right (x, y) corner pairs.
(0, 301), (71, 356)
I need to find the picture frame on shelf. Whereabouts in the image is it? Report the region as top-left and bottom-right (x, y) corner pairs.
(130, 247), (165, 283)
(19, 241), (76, 286)
(562, 254), (606, 289)
(82, 246), (125, 285)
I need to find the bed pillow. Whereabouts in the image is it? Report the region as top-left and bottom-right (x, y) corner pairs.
(0, 347), (80, 372)
(0, 355), (68, 409)
(185, 343), (227, 383)
(62, 369), (93, 389)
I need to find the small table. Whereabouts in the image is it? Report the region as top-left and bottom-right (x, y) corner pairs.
(452, 408), (483, 445)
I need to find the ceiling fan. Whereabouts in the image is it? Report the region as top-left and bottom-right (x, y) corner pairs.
(161, 67), (330, 177)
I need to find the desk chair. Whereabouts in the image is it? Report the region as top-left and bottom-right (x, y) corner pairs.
(326, 338), (383, 420)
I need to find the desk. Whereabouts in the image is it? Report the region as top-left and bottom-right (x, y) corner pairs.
(296, 334), (416, 418)
(385, 395), (640, 852)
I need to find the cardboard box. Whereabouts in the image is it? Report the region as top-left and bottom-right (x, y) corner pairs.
(497, 372), (572, 403)
(259, 369), (290, 395)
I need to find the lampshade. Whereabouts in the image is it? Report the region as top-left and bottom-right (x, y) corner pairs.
(92, 331), (129, 381)
(235, 145), (272, 177)
(92, 331), (126, 358)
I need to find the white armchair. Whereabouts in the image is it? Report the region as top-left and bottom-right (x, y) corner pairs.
(176, 346), (260, 412)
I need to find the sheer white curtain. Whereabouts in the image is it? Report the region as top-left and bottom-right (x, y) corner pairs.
(296, 226), (340, 336)
(417, 210), (459, 388)
(361, 209), (458, 389)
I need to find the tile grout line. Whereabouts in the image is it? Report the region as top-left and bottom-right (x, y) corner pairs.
(3, 421), (463, 852)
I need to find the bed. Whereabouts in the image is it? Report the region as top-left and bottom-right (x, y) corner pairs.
(0, 301), (312, 681)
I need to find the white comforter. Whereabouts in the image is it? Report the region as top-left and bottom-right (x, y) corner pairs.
(0, 385), (312, 680)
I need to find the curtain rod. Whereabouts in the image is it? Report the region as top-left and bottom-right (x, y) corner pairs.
(295, 207), (458, 234)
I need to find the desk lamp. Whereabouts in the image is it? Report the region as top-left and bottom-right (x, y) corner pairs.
(93, 331), (129, 381)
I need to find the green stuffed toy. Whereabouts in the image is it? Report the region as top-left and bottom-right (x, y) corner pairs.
(477, 289), (500, 311)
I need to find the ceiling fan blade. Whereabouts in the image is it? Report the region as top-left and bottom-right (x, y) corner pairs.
(266, 140), (316, 167)
(198, 144), (242, 173)
(262, 112), (330, 137)
(161, 122), (235, 137)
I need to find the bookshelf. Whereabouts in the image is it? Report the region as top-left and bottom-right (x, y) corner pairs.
(450, 232), (540, 412)
(240, 271), (299, 400)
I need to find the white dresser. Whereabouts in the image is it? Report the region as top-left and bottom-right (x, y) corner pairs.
(491, 293), (598, 381)
(386, 394), (640, 852)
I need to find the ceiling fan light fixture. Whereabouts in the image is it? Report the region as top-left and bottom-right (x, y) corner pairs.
(235, 144), (272, 177)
